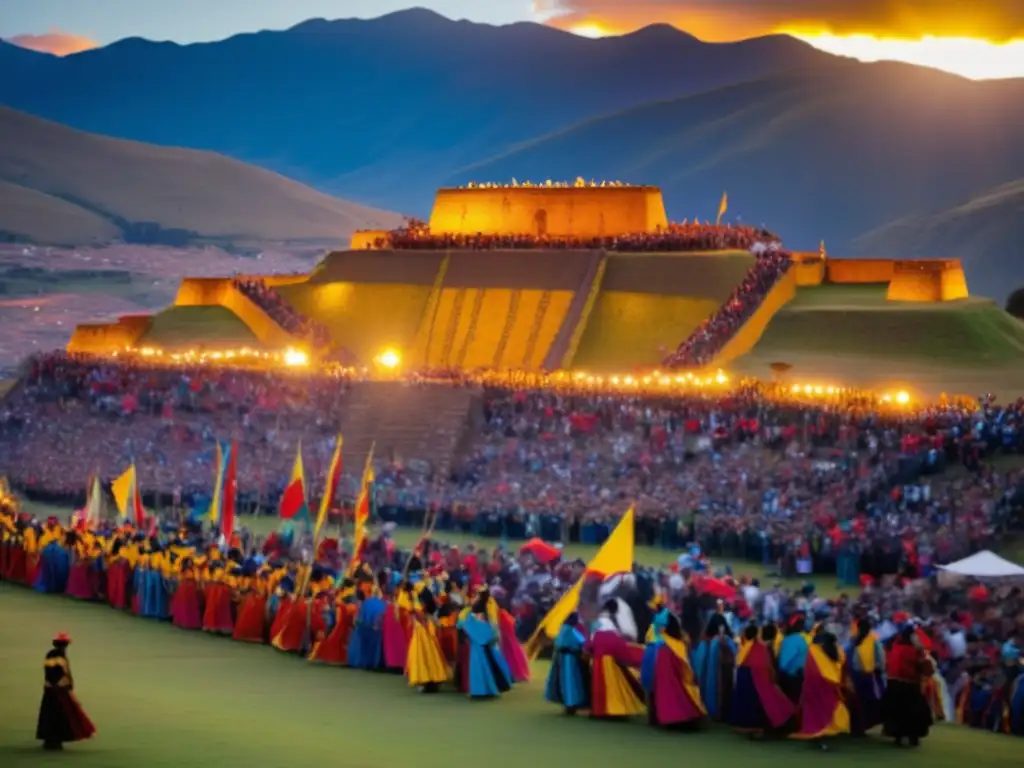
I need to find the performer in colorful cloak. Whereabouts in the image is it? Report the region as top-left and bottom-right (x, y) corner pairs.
(131, 544), (149, 615)
(641, 608), (706, 729)
(4, 517), (28, 583)
(588, 597), (647, 719)
(201, 558), (235, 635)
(792, 627), (850, 748)
(776, 615), (809, 705)
(65, 532), (98, 601)
(692, 617), (737, 721)
(845, 618), (885, 735)
(36, 633), (96, 751)
(233, 564), (270, 643)
(383, 582), (414, 673)
(496, 600), (531, 683)
(170, 557), (203, 631)
(273, 571), (328, 655)
(309, 581), (358, 665)
(405, 584), (451, 693)
(882, 625), (933, 747)
(729, 623), (796, 736)
(545, 612), (590, 715)
(436, 580), (463, 673)
(348, 588), (387, 671)
(458, 589), (513, 698)
(0, 509), (13, 580)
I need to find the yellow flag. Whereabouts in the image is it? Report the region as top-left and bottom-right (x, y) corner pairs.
(525, 505), (635, 659)
(209, 442), (224, 523)
(716, 191), (728, 225)
(111, 465), (135, 520)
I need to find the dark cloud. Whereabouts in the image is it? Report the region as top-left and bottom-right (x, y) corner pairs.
(534, 1), (1024, 41)
(6, 30), (99, 57)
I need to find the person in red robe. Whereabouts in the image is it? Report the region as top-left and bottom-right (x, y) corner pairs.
(201, 561), (235, 635)
(792, 628), (850, 749)
(309, 583), (358, 665)
(882, 625), (934, 747)
(170, 558), (203, 631)
(36, 633), (95, 751)
(588, 598), (647, 719)
(233, 567), (270, 643)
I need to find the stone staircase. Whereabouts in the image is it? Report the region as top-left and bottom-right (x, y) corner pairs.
(543, 249), (607, 370)
(338, 382), (478, 476)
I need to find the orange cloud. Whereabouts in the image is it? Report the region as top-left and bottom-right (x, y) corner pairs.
(534, 0), (1024, 42)
(6, 29), (99, 57)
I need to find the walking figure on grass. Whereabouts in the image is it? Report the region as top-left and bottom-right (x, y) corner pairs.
(36, 632), (96, 751)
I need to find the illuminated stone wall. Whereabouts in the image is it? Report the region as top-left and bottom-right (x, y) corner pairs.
(173, 277), (302, 349)
(67, 315), (152, 354)
(826, 259), (897, 284)
(428, 187), (668, 237)
(886, 260), (969, 302)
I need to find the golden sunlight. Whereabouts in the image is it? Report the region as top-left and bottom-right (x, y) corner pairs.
(787, 32), (1024, 80)
(569, 22), (612, 39)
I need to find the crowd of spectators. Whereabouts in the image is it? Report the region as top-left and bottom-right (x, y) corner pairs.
(372, 221), (776, 252)
(3, 351), (1024, 588)
(664, 247), (793, 368)
(233, 278), (331, 349)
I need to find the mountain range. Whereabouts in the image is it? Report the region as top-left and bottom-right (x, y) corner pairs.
(2, 8), (1022, 300)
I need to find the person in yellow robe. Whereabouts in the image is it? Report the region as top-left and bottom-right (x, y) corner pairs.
(405, 583), (450, 693)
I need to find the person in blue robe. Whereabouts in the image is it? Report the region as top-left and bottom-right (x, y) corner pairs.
(458, 593), (513, 699)
(37, 528), (71, 593)
(348, 592), (387, 670)
(777, 615), (809, 705)
(545, 612), (590, 714)
(692, 614), (737, 721)
(145, 545), (171, 620)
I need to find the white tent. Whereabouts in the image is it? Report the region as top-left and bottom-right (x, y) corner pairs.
(937, 550), (1024, 579)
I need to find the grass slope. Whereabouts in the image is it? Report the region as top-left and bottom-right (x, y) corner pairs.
(855, 180), (1024, 305)
(0, 107), (401, 245)
(0, 180), (119, 244)
(1, 587), (1018, 768)
(141, 307), (259, 349)
(734, 285), (1024, 396)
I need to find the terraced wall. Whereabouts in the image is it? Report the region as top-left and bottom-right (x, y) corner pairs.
(707, 268), (799, 368)
(278, 281), (432, 364)
(571, 252), (754, 370)
(173, 278), (301, 349)
(418, 288), (573, 370)
(67, 314), (153, 354)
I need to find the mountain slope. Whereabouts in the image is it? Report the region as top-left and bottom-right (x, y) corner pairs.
(0, 107), (400, 246)
(0, 9), (836, 212)
(854, 180), (1024, 303)
(449, 63), (1024, 290)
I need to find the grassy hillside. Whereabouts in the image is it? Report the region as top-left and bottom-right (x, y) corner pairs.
(450, 63), (1024, 291)
(0, 178), (120, 243)
(0, 107), (401, 246)
(854, 180), (1024, 304)
(141, 306), (259, 349)
(734, 285), (1024, 396)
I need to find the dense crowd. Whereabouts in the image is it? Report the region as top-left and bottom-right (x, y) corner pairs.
(3, 352), (1024, 584)
(664, 248), (793, 368)
(233, 278), (331, 349)
(373, 222), (776, 252)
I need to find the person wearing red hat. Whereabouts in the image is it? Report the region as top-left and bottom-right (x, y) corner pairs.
(36, 633), (95, 750)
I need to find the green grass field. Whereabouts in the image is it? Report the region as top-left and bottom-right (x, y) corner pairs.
(141, 306), (260, 349)
(735, 284), (1024, 397)
(1, 586), (1019, 768)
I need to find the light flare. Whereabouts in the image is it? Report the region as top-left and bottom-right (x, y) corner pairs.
(569, 22), (613, 38)
(784, 31), (1024, 80)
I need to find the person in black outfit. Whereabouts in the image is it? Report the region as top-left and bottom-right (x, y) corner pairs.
(36, 633), (96, 750)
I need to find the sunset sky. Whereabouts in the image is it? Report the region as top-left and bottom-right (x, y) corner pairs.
(3, 0), (1023, 80)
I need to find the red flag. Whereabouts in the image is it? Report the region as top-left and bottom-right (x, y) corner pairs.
(221, 440), (237, 542)
(133, 474), (146, 528)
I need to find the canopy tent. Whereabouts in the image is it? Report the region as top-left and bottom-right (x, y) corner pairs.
(937, 550), (1024, 579)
